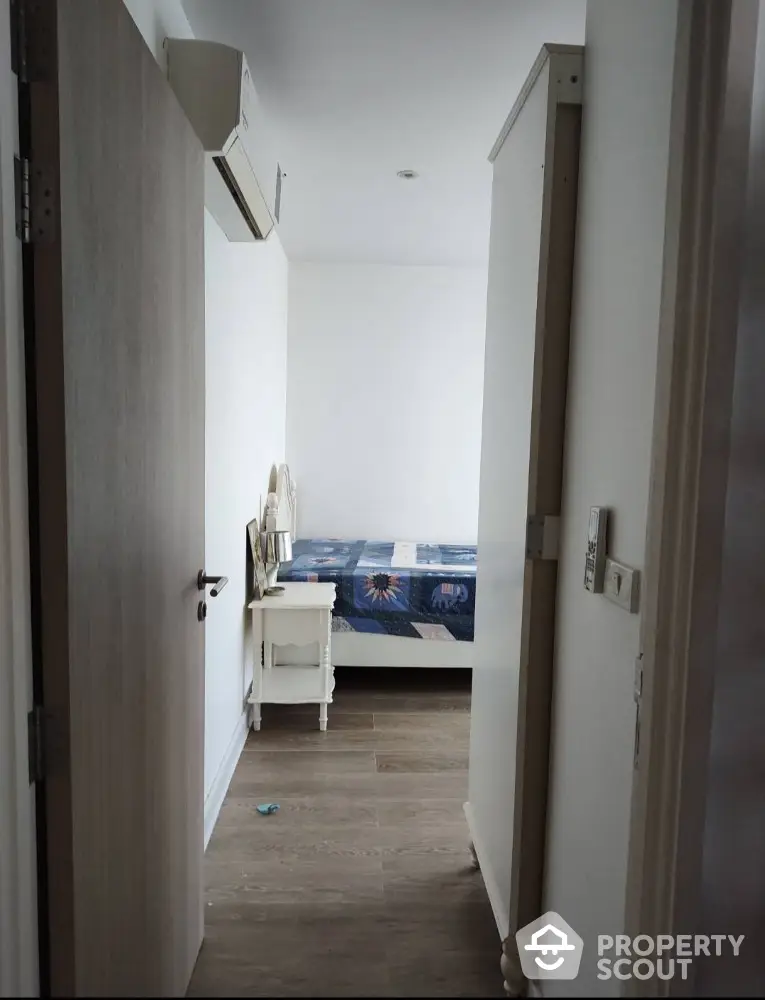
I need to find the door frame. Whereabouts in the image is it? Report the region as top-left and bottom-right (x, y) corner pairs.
(0, 0), (38, 994)
(624, 2), (759, 995)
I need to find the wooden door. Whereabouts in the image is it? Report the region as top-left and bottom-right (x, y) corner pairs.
(1, 0), (38, 994)
(467, 43), (582, 974)
(21, 1), (205, 994)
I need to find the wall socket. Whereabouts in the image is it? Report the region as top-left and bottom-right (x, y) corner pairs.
(603, 557), (640, 613)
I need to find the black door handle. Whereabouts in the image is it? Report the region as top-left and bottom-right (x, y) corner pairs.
(197, 571), (229, 597)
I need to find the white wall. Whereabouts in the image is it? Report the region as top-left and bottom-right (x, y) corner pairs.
(286, 263), (487, 543)
(203, 214), (288, 802)
(123, 0), (194, 68)
(697, 8), (765, 996)
(0, 0), (38, 993)
(542, 3), (678, 995)
(123, 0), (289, 826)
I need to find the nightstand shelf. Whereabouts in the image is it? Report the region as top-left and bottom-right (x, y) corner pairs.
(248, 582), (337, 731)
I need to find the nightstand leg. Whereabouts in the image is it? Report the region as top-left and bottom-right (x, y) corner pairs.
(252, 702), (262, 732)
(320, 637), (331, 731)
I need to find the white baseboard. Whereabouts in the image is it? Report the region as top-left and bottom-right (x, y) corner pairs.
(204, 708), (250, 850)
(464, 800), (510, 940)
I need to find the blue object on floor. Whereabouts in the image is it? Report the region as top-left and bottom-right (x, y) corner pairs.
(256, 803), (280, 815)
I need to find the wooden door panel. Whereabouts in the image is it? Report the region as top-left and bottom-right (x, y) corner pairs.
(27, 1), (205, 994)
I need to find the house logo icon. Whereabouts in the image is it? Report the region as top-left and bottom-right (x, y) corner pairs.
(527, 923), (574, 970)
(515, 911), (583, 980)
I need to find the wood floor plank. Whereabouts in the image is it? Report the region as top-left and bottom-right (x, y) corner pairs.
(224, 771), (469, 801)
(207, 828), (383, 863)
(244, 728), (467, 752)
(375, 798), (466, 827)
(188, 950), (393, 1000)
(378, 900), (501, 952)
(233, 750), (377, 775)
(204, 858), (384, 906)
(377, 831), (470, 856)
(200, 912), (389, 958)
(188, 674), (501, 998)
(375, 751), (469, 773)
(372, 711), (471, 733)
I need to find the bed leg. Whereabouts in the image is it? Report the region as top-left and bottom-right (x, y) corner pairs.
(319, 702), (328, 731)
(252, 703), (262, 732)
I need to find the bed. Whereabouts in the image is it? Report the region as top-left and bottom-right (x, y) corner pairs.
(263, 464), (474, 669)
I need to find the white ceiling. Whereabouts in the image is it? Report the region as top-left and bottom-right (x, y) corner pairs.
(183, 0), (586, 266)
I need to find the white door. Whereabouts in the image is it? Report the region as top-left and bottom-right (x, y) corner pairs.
(467, 44), (583, 956)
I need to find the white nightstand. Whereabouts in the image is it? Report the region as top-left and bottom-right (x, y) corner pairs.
(248, 582), (337, 731)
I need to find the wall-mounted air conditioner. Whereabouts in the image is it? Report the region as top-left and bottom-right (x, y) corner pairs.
(166, 38), (276, 242)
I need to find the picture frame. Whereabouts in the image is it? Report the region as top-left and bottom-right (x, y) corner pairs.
(246, 517), (268, 601)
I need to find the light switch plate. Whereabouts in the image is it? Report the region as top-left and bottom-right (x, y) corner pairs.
(603, 557), (640, 613)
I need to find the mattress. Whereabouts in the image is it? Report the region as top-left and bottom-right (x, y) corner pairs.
(278, 538), (476, 642)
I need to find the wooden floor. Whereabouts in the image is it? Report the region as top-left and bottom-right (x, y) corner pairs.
(188, 669), (503, 998)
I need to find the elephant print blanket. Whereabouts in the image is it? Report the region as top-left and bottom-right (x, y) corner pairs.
(278, 539), (476, 641)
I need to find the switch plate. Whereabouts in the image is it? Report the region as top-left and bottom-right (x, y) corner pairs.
(603, 557), (640, 613)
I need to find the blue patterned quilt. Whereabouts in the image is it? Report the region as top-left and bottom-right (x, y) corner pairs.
(278, 539), (476, 642)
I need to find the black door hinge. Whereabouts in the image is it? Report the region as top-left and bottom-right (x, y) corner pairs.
(14, 155), (30, 242)
(27, 705), (46, 784)
(14, 155), (56, 244)
(10, 0), (50, 83)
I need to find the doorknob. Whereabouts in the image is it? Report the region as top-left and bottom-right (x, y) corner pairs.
(198, 571), (229, 597)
